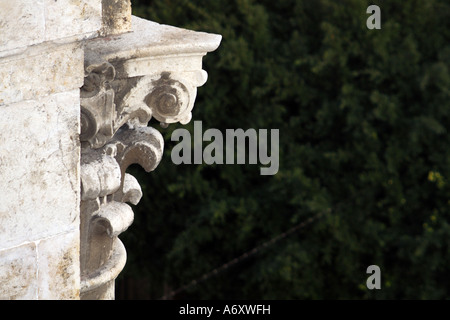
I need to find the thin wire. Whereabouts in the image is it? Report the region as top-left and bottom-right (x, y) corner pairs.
(159, 209), (329, 300)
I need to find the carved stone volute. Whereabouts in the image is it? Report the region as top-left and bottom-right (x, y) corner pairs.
(145, 72), (190, 123)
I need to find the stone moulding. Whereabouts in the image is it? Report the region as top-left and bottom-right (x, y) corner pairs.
(79, 15), (221, 299)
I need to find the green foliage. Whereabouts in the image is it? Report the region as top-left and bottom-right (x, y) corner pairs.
(118, 0), (450, 299)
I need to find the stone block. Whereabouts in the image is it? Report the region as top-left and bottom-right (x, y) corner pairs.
(44, 0), (102, 41)
(0, 90), (80, 249)
(0, 42), (84, 106)
(0, 243), (38, 300)
(37, 231), (80, 299)
(0, 0), (45, 53)
(0, 0), (102, 55)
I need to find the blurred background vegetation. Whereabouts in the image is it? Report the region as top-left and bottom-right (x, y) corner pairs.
(116, 0), (450, 299)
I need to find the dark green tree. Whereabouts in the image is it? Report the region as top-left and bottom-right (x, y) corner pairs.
(117, 0), (450, 299)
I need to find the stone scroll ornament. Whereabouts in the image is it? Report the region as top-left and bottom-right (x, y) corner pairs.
(79, 53), (207, 299)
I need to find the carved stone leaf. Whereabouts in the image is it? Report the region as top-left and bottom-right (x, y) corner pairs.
(92, 202), (134, 238)
(121, 173), (143, 205)
(80, 150), (121, 201)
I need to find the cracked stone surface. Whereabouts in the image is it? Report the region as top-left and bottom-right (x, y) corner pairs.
(0, 90), (80, 249)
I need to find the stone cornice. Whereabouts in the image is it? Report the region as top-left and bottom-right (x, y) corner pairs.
(87, 16), (221, 62)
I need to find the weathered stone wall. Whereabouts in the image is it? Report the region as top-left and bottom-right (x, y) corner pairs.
(0, 0), (104, 299)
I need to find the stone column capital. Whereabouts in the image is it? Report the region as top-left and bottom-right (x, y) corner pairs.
(79, 15), (221, 299)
